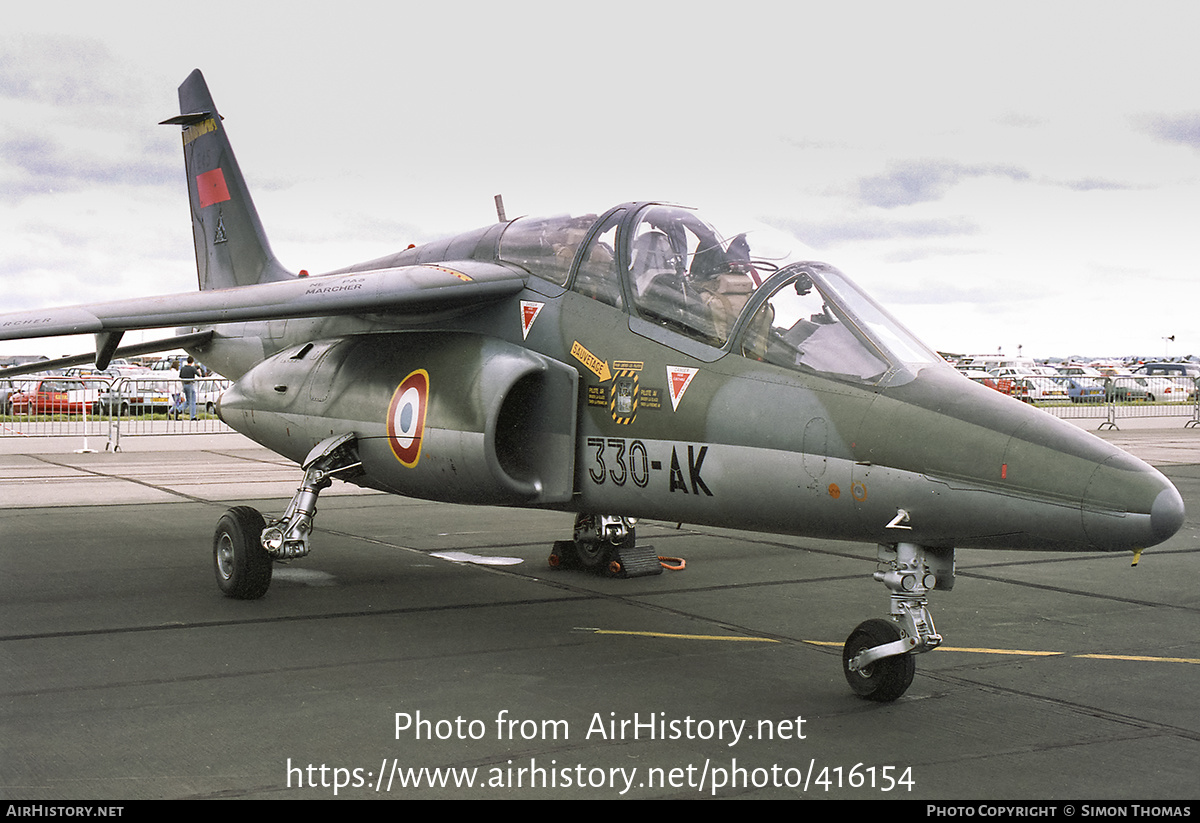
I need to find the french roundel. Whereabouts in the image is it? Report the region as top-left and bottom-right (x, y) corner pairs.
(387, 370), (429, 467)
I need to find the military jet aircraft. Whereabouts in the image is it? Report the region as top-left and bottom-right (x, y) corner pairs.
(0, 70), (1185, 702)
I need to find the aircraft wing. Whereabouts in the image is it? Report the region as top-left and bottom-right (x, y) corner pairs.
(0, 331), (217, 379)
(0, 262), (527, 343)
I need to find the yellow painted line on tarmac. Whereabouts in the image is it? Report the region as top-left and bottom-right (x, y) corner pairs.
(1077, 653), (1200, 665)
(588, 631), (1200, 664)
(588, 629), (778, 643)
(939, 646), (1062, 657)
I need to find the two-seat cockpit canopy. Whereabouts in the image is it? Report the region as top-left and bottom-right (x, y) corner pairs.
(496, 203), (941, 384)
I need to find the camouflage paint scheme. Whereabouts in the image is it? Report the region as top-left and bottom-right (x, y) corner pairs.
(0, 71), (1185, 700)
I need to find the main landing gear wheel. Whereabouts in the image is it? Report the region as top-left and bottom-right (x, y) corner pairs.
(210, 434), (362, 601)
(214, 506), (272, 600)
(842, 619), (915, 702)
(549, 514), (661, 578)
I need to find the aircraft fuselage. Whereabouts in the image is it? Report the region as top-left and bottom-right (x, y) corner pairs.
(208, 252), (1183, 557)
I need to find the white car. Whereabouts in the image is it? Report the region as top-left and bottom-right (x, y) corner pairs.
(1011, 376), (1069, 403)
(1131, 363), (1198, 403)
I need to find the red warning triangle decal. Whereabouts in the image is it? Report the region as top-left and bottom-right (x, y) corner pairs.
(667, 366), (698, 411)
(520, 301), (544, 340)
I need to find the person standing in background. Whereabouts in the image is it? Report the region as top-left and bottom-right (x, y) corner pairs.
(179, 356), (199, 420)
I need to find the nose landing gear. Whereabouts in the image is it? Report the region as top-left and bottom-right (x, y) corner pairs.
(842, 542), (952, 701)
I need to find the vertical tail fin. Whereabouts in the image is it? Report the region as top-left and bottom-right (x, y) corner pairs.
(161, 69), (292, 291)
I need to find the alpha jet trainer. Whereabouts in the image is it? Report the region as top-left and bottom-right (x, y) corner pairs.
(0, 70), (1184, 701)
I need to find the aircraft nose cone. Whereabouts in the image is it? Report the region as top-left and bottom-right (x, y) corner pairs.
(1151, 483), (1186, 543)
(1081, 452), (1185, 552)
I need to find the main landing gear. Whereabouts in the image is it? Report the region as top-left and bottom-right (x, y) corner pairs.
(213, 433), (363, 599)
(842, 542), (953, 702)
(549, 514), (664, 578)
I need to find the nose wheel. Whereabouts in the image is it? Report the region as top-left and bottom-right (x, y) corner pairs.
(842, 619), (915, 701)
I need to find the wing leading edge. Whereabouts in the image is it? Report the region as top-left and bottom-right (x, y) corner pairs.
(0, 262), (527, 343)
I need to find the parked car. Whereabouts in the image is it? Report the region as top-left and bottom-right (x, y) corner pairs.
(1058, 377), (1106, 403)
(1133, 362), (1200, 378)
(0, 379), (22, 414)
(100, 380), (178, 415)
(959, 369), (1001, 392)
(8, 379), (103, 415)
(1011, 376), (1069, 403)
(1056, 364), (1103, 379)
(984, 369), (1070, 403)
(1131, 363), (1198, 403)
(62, 367), (120, 380)
(196, 380), (227, 414)
(1103, 377), (1152, 403)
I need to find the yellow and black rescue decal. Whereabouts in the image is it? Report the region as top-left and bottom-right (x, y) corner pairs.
(575, 345), (654, 424)
(609, 368), (640, 425)
(387, 369), (429, 468)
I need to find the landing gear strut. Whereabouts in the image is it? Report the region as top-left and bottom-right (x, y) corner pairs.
(842, 542), (952, 701)
(213, 433), (362, 599)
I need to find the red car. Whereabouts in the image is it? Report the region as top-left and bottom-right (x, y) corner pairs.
(8, 379), (102, 415)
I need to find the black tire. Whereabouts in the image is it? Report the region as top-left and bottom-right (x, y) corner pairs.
(213, 506), (272, 599)
(842, 618), (915, 702)
(574, 536), (610, 570)
(575, 525), (635, 570)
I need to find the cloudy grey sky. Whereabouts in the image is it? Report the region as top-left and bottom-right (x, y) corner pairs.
(2, 1), (1198, 360)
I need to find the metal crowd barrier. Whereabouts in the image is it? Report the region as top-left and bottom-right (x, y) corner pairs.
(104, 376), (233, 450)
(970, 375), (1200, 429)
(0, 374), (233, 448)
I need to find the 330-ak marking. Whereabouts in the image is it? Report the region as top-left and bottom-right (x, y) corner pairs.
(587, 437), (712, 496)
